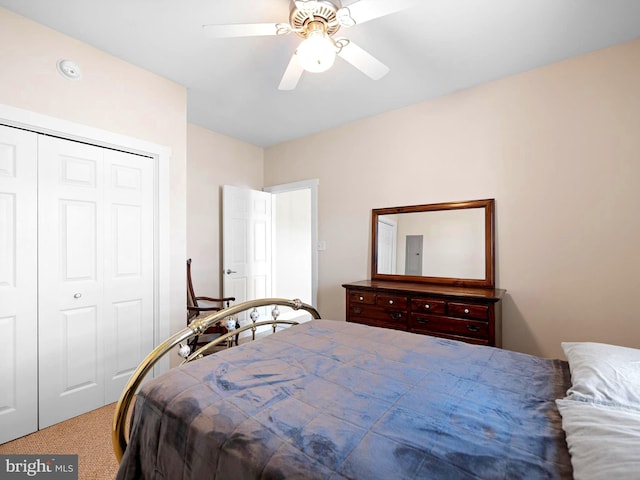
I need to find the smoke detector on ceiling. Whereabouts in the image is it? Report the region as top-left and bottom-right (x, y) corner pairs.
(56, 59), (82, 80)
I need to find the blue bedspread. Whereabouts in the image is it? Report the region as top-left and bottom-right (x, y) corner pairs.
(117, 320), (572, 479)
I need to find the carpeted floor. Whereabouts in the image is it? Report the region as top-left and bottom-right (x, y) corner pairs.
(0, 403), (120, 480)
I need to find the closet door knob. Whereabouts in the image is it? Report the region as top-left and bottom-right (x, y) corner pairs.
(73, 293), (82, 299)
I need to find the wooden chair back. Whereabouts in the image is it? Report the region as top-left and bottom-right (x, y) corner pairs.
(186, 258), (236, 352)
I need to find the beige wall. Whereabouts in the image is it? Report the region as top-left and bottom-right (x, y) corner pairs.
(186, 123), (263, 296)
(264, 39), (640, 359)
(0, 8), (188, 339)
(11, 0), (635, 361)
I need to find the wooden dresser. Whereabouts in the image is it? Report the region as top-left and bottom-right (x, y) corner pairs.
(343, 280), (506, 347)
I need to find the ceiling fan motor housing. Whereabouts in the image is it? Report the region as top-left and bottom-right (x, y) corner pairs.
(290, 0), (342, 38)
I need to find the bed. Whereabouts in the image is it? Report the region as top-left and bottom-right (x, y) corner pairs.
(113, 299), (640, 480)
(112, 298), (590, 479)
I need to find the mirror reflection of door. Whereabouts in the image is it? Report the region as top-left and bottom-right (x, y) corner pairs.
(405, 235), (423, 276)
(377, 218), (397, 274)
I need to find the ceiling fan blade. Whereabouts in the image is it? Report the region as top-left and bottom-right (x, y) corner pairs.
(346, 0), (419, 25)
(202, 23), (280, 38)
(278, 53), (304, 90)
(338, 41), (389, 80)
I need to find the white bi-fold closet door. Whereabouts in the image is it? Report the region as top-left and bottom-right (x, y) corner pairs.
(0, 126), (37, 443)
(0, 124), (155, 443)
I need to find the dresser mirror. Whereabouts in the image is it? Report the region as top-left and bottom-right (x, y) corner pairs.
(371, 199), (495, 288)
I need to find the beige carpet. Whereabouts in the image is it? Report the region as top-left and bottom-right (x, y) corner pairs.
(0, 403), (120, 480)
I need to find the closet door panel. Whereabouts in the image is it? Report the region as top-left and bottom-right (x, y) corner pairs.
(59, 306), (100, 392)
(38, 136), (105, 429)
(61, 200), (98, 280)
(0, 125), (37, 443)
(103, 150), (154, 402)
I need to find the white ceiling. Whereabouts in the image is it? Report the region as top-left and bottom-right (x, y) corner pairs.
(2, 0), (640, 147)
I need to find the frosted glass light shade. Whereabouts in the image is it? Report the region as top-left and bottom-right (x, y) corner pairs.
(297, 33), (336, 73)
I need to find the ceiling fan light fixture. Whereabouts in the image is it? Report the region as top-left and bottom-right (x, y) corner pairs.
(296, 22), (336, 73)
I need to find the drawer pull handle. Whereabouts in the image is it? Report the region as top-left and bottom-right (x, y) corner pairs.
(417, 318), (429, 324)
(464, 308), (470, 314)
(390, 312), (402, 320)
(359, 296), (364, 301)
(424, 304), (430, 310)
(466, 325), (480, 332)
(388, 300), (394, 305)
(353, 307), (362, 314)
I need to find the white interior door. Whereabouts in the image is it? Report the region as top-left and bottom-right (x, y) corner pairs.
(222, 185), (271, 322)
(37, 136), (155, 427)
(0, 125), (38, 443)
(102, 149), (154, 403)
(38, 137), (106, 428)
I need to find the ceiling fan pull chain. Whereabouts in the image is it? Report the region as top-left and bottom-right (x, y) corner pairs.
(334, 37), (350, 53)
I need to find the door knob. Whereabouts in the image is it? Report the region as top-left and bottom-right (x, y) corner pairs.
(73, 293), (82, 299)
(224, 269), (237, 275)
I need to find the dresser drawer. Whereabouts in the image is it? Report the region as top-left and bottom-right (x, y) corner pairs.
(409, 314), (489, 340)
(348, 303), (372, 318)
(376, 294), (408, 309)
(349, 290), (375, 305)
(447, 302), (489, 321)
(410, 298), (446, 315)
(349, 305), (407, 330)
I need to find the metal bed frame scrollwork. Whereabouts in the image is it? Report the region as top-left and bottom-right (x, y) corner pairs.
(111, 298), (321, 462)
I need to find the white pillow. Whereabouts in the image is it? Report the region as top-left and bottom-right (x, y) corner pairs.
(556, 399), (640, 480)
(562, 341), (640, 410)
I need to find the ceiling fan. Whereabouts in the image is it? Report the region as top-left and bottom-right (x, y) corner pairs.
(203, 0), (418, 90)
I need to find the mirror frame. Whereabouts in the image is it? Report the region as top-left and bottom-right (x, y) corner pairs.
(371, 199), (495, 288)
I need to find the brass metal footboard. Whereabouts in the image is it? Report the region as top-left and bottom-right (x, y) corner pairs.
(112, 298), (321, 461)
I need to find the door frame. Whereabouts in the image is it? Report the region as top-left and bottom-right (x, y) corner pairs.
(0, 103), (171, 376)
(264, 179), (319, 308)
